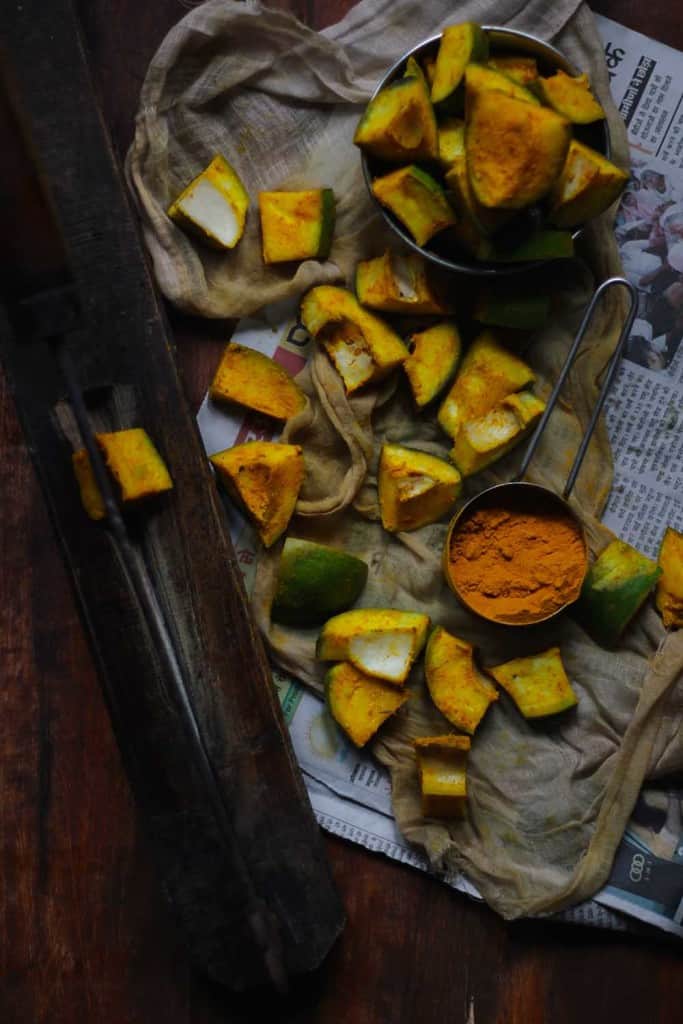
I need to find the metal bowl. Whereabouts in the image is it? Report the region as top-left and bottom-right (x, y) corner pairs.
(360, 26), (611, 277)
(442, 481), (589, 626)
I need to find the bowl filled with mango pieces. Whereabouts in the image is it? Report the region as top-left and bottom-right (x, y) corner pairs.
(356, 22), (628, 275)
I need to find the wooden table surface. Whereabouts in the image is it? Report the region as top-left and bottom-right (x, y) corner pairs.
(2, 2), (682, 1021)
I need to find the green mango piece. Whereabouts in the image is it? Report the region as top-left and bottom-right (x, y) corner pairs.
(272, 538), (368, 627)
(480, 229), (574, 263)
(473, 286), (551, 329)
(575, 539), (662, 647)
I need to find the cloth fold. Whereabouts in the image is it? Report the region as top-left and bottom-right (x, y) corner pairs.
(127, 0), (683, 920)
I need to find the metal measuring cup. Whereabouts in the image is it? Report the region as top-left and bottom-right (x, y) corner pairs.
(443, 276), (639, 626)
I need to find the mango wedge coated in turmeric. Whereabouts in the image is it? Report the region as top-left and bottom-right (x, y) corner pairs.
(259, 189), (335, 264)
(210, 342), (307, 420)
(450, 391), (546, 477)
(464, 63), (540, 105)
(437, 118), (465, 167)
(167, 155), (249, 250)
(424, 627), (498, 734)
(538, 70), (605, 124)
(404, 321), (462, 407)
(354, 58), (438, 162)
(325, 661), (410, 747)
(414, 734), (470, 818)
(466, 89), (571, 209)
(487, 55), (538, 87)
(300, 285), (407, 394)
(378, 444), (462, 533)
(73, 428), (173, 521)
(210, 441), (304, 548)
(437, 329), (535, 439)
(444, 155), (512, 240)
(371, 165), (456, 247)
(489, 647), (578, 719)
(430, 22), (489, 105)
(548, 140), (629, 229)
(656, 527), (683, 628)
(316, 608), (430, 685)
(575, 539), (662, 647)
(355, 249), (451, 316)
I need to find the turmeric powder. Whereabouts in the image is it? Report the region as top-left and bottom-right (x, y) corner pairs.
(447, 498), (586, 624)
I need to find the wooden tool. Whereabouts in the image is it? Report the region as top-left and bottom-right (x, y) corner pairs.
(0, 0), (344, 989)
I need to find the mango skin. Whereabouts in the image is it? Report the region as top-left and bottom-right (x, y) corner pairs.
(575, 539), (662, 647)
(272, 539), (368, 627)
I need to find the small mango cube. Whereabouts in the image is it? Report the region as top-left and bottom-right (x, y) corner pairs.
(656, 527), (683, 629)
(258, 189), (335, 264)
(167, 155), (249, 250)
(404, 321), (462, 407)
(371, 165), (456, 247)
(378, 443), (462, 532)
(325, 661), (410, 747)
(72, 429), (173, 521)
(210, 441), (304, 548)
(424, 627), (498, 734)
(210, 342), (307, 421)
(415, 734), (470, 818)
(450, 391), (546, 477)
(355, 249), (450, 316)
(489, 647), (578, 718)
(576, 539), (662, 647)
(437, 329), (535, 439)
(317, 608), (430, 686)
(538, 70), (605, 124)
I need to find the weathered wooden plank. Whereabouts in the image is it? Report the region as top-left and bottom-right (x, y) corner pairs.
(0, 0), (344, 989)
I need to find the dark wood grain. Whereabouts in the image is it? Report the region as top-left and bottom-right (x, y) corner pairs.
(2, 0), (682, 1021)
(0, 0), (342, 996)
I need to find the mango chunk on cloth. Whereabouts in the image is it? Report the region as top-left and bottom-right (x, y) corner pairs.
(167, 154), (248, 250)
(425, 627), (498, 734)
(489, 647), (578, 718)
(371, 165), (456, 247)
(538, 70), (605, 124)
(354, 57), (438, 162)
(430, 22), (489, 105)
(466, 89), (571, 209)
(575, 538), (662, 647)
(437, 329), (535, 439)
(325, 661), (410, 747)
(258, 189), (335, 264)
(378, 443), (462, 532)
(271, 538), (368, 628)
(548, 139), (629, 229)
(317, 608), (430, 685)
(300, 285), (407, 394)
(72, 428), (173, 521)
(414, 734), (471, 818)
(403, 321), (462, 407)
(210, 441), (304, 548)
(209, 342), (307, 420)
(656, 527), (683, 629)
(450, 390), (546, 477)
(355, 249), (450, 316)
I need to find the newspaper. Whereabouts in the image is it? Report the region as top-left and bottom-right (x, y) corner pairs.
(195, 15), (683, 938)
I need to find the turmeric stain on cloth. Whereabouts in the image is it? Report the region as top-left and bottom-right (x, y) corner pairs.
(448, 503), (586, 624)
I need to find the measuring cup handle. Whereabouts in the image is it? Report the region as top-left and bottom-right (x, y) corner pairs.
(516, 276), (639, 498)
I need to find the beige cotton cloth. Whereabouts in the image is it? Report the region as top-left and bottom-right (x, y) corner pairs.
(127, 0), (683, 920)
